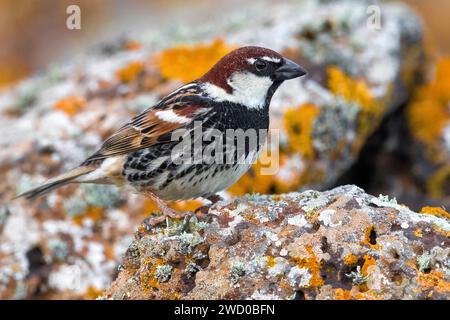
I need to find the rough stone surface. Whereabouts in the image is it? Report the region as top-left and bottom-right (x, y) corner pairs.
(0, 0), (425, 299)
(105, 185), (450, 300)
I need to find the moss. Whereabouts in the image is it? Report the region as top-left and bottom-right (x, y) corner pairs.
(155, 39), (234, 83)
(54, 96), (86, 116)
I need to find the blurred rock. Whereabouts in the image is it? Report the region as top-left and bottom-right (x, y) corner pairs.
(405, 58), (450, 206)
(0, 0), (425, 299)
(106, 185), (450, 300)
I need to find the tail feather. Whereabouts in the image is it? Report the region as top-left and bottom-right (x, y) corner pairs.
(16, 166), (96, 200)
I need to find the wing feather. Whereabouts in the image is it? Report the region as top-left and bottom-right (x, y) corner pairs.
(83, 85), (210, 163)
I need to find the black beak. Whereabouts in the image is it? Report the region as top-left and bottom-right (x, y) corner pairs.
(273, 58), (307, 80)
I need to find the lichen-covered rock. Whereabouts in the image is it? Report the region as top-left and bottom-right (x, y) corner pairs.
(0, 0), (425, 299)
(106, 185), (450, 300)
(405, 58), (450, 205)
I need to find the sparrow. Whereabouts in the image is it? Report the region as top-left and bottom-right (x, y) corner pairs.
(18, 46), (307, 224)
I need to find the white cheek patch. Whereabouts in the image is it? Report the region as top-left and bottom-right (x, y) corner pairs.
(155, 109), (190, 123)
(203, 71), (273, 109)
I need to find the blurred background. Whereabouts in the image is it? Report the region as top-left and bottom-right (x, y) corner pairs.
(0, 0), (449, 299)
(0, 0), (449, 87)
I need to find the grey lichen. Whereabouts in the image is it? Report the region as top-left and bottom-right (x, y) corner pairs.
(230, 261), (246, 284)
(417, 254), (432, 273)
(47, 239), (69, 261)
(63, 196), (87, 218)
(154, 264), (173, 283)
(177, 232), (204, 254)
(346, 266), (369, 285)
(82, 184), (124, 209)
(184, 262), (201, 278)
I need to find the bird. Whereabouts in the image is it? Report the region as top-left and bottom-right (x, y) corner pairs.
(17, 46), (307, 225)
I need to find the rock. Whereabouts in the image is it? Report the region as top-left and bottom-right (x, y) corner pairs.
(0, 0), (425, 299)
(405, 58), (450, 206)
(105, 185), (450, 300)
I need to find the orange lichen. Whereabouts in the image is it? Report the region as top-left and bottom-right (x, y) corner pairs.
(155, 39), (235, 83)
(140, 258), (165, 291)
(123, 39), (142, 51)
(333, 288), (352, 300)
(361, 255), (376, 277)
(343, 254), (358, 266)
(72, 206), (104, 225)
(418, 270), (450, 294)
(427, 166), (450, 198)
(363, 226), (381, 250)
(407, 58), (450, 151)
(420, 206), (450, 220)
(266, 256), (276, 268)
(116, 61), (144, 83)
(284, 103), (320, 159)
(54, 96), (86, 116)
(294, 246), (324, 288)
(413, 228), (423, 238)
(327, 66), (385, 151)
(85, 286), (103, 299)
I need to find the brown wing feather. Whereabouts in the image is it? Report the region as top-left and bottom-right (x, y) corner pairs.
(83, 98), (210, 163)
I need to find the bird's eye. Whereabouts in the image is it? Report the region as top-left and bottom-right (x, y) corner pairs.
(254, 60), (267, 71)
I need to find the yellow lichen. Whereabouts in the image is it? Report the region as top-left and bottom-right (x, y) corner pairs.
(140, 258), (165, 291)
(418, 270), (450, 294)
(361, 254), (376, 277)
(155, 39), (235, 83)
(294, 246), (324, 288)
(327, 66), (385, 152)
(116, 61), (144, 83)
(85, 286), (103, 299)
(333, 288), (352, 300)
(363, 226), (381, 250)
(343, 253), (358, 266)
(420, 206), (450, 220)
(427, 166), (450, 199)
(54, 96), (86, 116)
(407, 58), (450, 153)
(266, 256), (276, 268)
(72, 206), (104, 225)
(284, 103), (320, 159)
(413, 228), (423, 238)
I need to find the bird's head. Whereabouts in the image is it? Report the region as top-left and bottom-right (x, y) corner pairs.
(199, 46), (307, 109)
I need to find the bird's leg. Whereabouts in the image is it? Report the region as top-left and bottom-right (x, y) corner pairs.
(143, 190), (193, 225)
